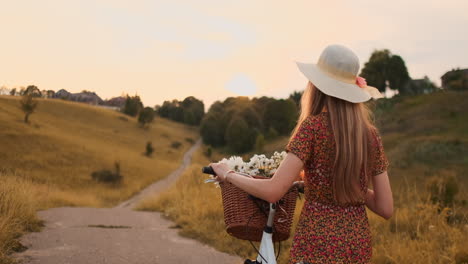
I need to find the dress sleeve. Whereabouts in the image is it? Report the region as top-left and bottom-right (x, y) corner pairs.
(370, 128), (390, 177)
(285, 116), (315, 165)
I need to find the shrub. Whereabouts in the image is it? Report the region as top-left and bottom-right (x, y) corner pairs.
(138, 107), (155, 127)
(205, 146), (212, 158)
(91, 162), (122, 184)
(185, 137), (194, 144)
(455, 250), (468, 264)
(255, 133), (265, 152)
(19, 94), (38, 123)
(171, 141), (182, 149)
(118, 116), (128, 122)
(427, 174), (459, 207)
(145, 141), (154, 157)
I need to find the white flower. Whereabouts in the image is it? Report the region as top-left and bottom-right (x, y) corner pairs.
(205, 150), (289, 186)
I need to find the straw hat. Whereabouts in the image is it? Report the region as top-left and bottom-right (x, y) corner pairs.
(295, 44), (384, 103)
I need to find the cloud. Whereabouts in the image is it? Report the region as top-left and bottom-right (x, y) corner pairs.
(90, 1), (257, 60)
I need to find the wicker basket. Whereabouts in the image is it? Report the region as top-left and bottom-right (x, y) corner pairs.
(219, 175), (298, 242)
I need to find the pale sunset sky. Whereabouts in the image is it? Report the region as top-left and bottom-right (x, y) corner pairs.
(1, 0), (467, 109)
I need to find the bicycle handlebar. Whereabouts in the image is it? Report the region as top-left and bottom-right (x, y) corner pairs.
(202, 166), (216, 175)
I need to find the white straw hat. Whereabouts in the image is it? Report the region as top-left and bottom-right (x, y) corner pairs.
(295, 44), (384, 103)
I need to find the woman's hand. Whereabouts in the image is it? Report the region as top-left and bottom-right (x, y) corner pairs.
(208, 162), (230, 182)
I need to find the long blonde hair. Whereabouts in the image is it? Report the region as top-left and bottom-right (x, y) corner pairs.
(289, 81), (377, 204)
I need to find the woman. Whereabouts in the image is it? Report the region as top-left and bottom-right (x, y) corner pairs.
(210, 44), (393, 263)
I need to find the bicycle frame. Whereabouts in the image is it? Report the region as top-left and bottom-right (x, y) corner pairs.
(244, 202), (278, 264)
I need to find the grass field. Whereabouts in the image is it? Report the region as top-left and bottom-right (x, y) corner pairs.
(0, 95), (199, 262)
(138, 90), (468, 263)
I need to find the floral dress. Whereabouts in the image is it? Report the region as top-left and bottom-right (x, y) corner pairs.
(284, 112), (389, 264)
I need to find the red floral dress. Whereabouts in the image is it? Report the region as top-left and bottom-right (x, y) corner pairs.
(285, 112), (389, 264)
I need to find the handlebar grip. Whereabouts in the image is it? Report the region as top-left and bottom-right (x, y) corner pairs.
(202, 166), (216, 175)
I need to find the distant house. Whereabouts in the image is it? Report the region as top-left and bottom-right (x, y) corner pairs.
(441, 68), (468, 91)
(53, 89), (103, 105)
(46, 90), (55, 98)
(401, 77), (438, 95)
(72, 91), (103, 105)
(103, 96), (126, 109)
(55, 89), (72, 99)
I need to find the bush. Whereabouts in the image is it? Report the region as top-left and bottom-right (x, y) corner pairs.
(427, 174), (459, 207)
(255, 133), (265, 152)
(145, 141), (154, 157)
(205, 146), (212, 158)
(265, 126), (279, 140)
(138, 107), (155, 127)
(91, 162), (122, 184)
(171, 141), (182, 149)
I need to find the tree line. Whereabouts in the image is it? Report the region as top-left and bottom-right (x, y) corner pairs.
(200, 96), (298, 154)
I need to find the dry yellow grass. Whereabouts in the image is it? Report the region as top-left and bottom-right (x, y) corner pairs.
(0, 95), (199, 208)
(0, 95), (199, 262)
(138, 144), (468, 263)
(0, 173), (42, 264)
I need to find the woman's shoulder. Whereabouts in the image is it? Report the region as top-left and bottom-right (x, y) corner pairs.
(303, 112), (329, 130)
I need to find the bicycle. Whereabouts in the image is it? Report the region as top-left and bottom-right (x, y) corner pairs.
(202, 166), (304, 264)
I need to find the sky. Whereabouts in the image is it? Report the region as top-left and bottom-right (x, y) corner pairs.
(1, 0), (467, 110)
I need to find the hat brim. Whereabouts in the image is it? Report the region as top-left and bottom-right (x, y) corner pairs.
(296, 61), (379, 103)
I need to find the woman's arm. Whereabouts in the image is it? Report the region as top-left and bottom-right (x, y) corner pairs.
(209, 153), (303, 203)
(366, 171), (393, 220)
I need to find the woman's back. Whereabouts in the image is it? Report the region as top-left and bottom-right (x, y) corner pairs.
(285, 111), (389, 264)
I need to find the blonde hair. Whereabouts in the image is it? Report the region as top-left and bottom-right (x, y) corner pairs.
(289, 81), (377, 205)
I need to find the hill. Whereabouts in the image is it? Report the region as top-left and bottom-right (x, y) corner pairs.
(0, 95), (200, 262)
(138, 89), (468, 263)
(0, 95), (199, 208)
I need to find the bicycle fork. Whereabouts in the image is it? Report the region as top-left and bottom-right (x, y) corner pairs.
(244, 203), (277, 264)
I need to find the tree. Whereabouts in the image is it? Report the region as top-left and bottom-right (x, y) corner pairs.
(157, 96), (204, 125)
(360, 49), (410, 93)
(9, 88), (16, 96)
(20, 94), (38, 123)
(288, 90), (303, 108)
(263, 99), (298, 135)
(181, 96), (205, 125)
(138, 107), (155, 127)
(225, 117), (254, 153)
(23, 85), (42, 97)
(200, 112), (225, 147)
(122, 95), (143, 117)
(388, 55), (411, 94)
(255, 133), (265, 153)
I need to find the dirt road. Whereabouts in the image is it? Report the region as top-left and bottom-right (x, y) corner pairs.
(14, 138), (242, 264)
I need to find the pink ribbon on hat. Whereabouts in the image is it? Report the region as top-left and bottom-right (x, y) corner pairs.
(355, 76), (367, 88)
(355, 76), (384, 99)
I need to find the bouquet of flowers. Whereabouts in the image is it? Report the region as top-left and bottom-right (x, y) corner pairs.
(205, 151), (288, 187)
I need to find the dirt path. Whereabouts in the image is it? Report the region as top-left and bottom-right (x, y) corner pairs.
(14, 138), (242, 264)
